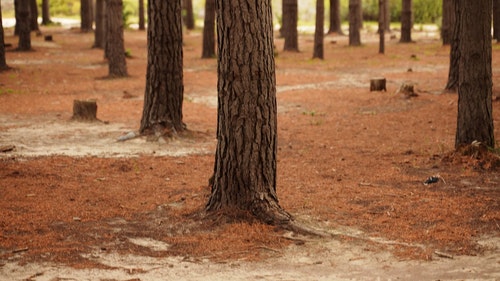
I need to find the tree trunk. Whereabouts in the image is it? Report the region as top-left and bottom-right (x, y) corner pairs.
(16, 0), (32, 51)
(29, 0), (39, 31)
(494, 0), (500, 41)
(206, 0), (291, 225)
(328, 0), (343, 34)
(140, 0), (184, 135)
(349, 0), (361, 46)
(441, 0), (455, 45)
(378, 0), (385, 54)
(455, 0), (494, 148)
(312, 0), (324, 59)
(94, 0), (106, 49)
(282, 0), (299, 51)
(201, 0), (216, 58)
(400, 0), (412, 43)
(183, 0), (195, 30)
(384, 0), (390, 32)
(80, 0), (93, 32)
(0, 2), (9, 70)
(445, 0), (459, 91)
(106, 0), (127, 77)
(138, 0), (145, 30)
(41, 0), (51, 25)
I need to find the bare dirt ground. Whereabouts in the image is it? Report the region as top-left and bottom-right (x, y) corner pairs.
(0, 25), (499, 280)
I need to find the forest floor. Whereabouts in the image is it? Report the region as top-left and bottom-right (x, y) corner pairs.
(0, 25), (499, 280)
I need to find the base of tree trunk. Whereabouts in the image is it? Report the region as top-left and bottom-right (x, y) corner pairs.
(370, 78), (387, 91)
(71, 99), (98, 121)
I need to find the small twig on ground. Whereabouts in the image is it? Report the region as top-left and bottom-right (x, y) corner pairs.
(12, 247), (29, 253)
(434, 250), (454, 259)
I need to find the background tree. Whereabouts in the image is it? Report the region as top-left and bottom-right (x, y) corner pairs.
(494, 0), (500, 41)
(16, 0), (31, 51)
(383, 0), (390, 32)
(41, 0), (51, 25)
(106, 0), (127, 77)
(441, 0), (454, 45)
(348, 0), (361, 46)
(400, 0), (412, 42)
(138, 0), (145, 30)
(378, 0), (385, 54)
(455, 0), (494, 148)
(93, 0), (106, 49)
(80, 0), (93, 32)
(183, 0), (195, 30)
(312, 0), (324, 58)
(140, 0), (185, 135)
(206, 0), (291, 224)
(328, 0), (343, 34)
(0, 1), (10, 70)
(445, 0), (459, 91)
(201, 0), (216, 58)
(282, 0), (299, 51)
(29, 0), (39, 32)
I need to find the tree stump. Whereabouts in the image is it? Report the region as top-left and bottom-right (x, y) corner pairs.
(397, 82), (418, 99)
(370, 77), (387, 91)
(72, 99), (98, 121)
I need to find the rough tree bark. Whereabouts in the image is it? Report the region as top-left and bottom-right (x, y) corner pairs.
(201, 0), (216, 58)
(313, 0), (324, 58)
(80, 0), (93, 32)
(282, 0), (299, 51)
(445, 0), (459, 91)
(328, 0), (343, 34)
(140, 0), (185, 135)
(93, 0), (106, 49)
(16, 0), (32, 51)
(106, 0), (127, 77)
(455, 0), (494, 149)
(441, 0), (455, 45)
(349, 0), (361, 46)
(400, 0), (412, 43)
(206, 0), (291, 225)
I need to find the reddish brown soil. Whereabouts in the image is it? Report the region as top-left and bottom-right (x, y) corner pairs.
(0, 26), (499, 269)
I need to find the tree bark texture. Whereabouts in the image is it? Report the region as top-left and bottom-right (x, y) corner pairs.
(455, 0), (494, 148)
(0, 2), (9, 70)
(29, 0), (39, 31)
(206, 0), (291, 224)
(140, 0), (184, 135)
(400, 0), (412, 43)
(183, 0), (195, 30)
(494, 0), (500, 41)
(201, 0), (216, 58)
(313, 0), (324, 58)
(441, 0), (455, 45)
(138, 0), (145, 30)
(328, 0), (342, 34)
(106, 0), (127, 77)
(16, 0), (31, 51)
(80, 0), (93, 32)
(445, 0), (459, 91)
(93, 0), (106, 49)
(349, 0), (361, 46)
(41, 0), (51, 25)
(282, 0), (299, 51)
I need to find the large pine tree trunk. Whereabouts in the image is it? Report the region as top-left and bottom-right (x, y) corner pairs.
(282, 0), (299, 51)
(201, 0), (216, 58)
(400, 0), (412, 43)
(29, 0), (39, 31)
(16, 0), (31, 51)
(93, 0), (106, 49)
(455, 0), (494, 148)
(445, 0), (459, 91)
(348, 0), (361, 46)
(441, 0), (455, 45)
(80, 0), (93, 32)
(206, 0), (290, 224)
(313, 0), (324, 58)
(328, 0), (342, 34)
(41, 0), (51, 25)
(140, 0), (184, 135)
(138, 0), (145, 30)
(0, 3), (9, 70)
(106, 0), (127, 77)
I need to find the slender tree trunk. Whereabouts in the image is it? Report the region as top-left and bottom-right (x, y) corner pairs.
(328, 0), (343, 34)
(283, 0), (299, 52)
(445, 0), (459, 91)
(106, 0), (127, 77)
(379, 0), (385, 54)
(201, 0), (216, 58)
(29, 0), (39, 31)
(455, 0), (494, 148)
(94, 0), (106, 49)
(41, 0), (51, 25)
(400, 0), (412, 42)
(206, 0), (291, 224)
(81, 0), (93, 32)
(384, 0), (390, 31)
(0, 2), (9, 70)
(441, 0), (455, 45)
(138, 0), (145, 30)
(183, 0), (195, 30)
(313, 0), (324, 59)
(140, 0), (185, 135)
(17, 0), (32, 51)
(494, 0), (500, 41)
(349, 0), (361, 46)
